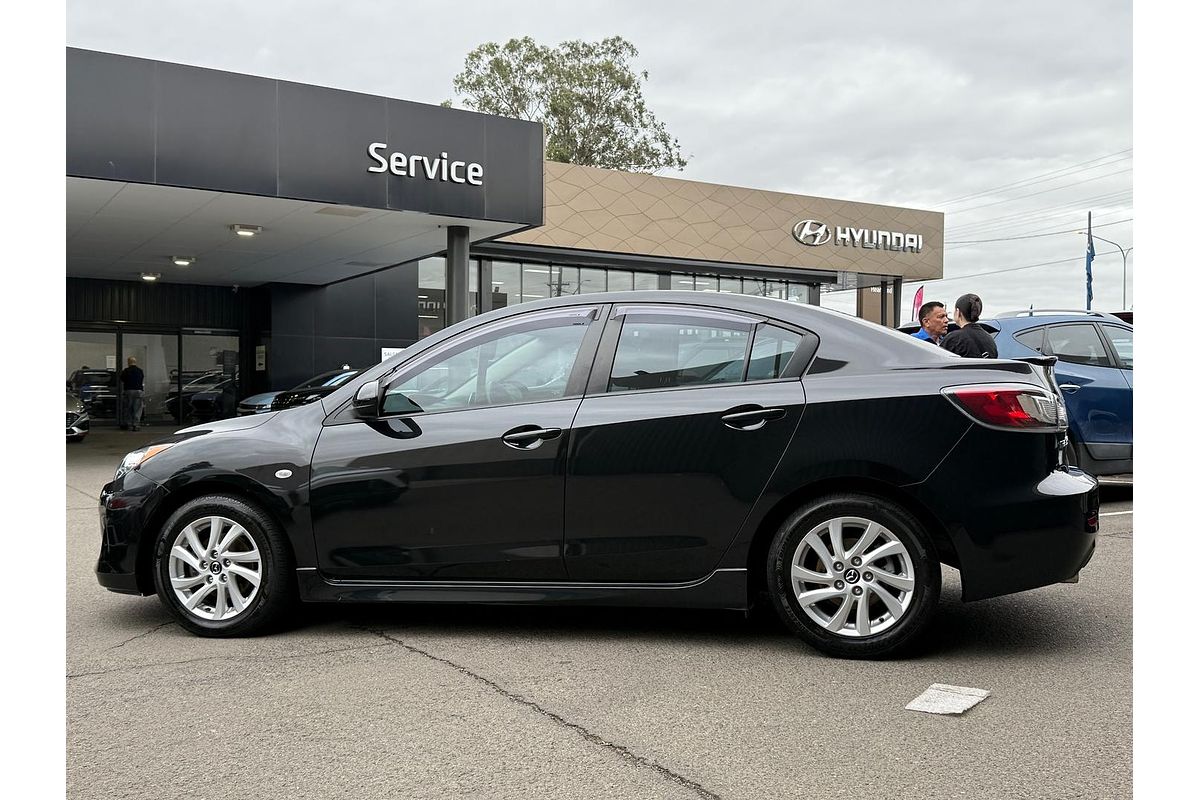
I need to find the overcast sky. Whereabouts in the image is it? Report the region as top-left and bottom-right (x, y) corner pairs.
(65, 0), (1133, 318)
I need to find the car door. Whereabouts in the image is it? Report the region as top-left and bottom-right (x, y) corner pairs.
(1044, 322), (1131, 461)
(309, 305), (603, 581)
(564, 304), (811, 582)
(1099, 321), (1134, 444)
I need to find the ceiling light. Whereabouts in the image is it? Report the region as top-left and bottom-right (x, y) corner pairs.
(140, 273), (160, 282)
(230, 224), (263, 237)
(171, 256), (195, 267)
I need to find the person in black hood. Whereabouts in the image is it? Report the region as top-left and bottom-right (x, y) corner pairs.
(941, 293), (997, 358)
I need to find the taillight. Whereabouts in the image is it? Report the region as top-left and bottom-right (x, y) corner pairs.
(942, 384), (1064, 432)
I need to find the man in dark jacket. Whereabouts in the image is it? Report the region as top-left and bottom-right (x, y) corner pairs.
(119, 357), (145, 431)
(941, 293), (998, 358)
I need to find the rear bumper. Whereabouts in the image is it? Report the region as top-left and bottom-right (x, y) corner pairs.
(913, 464), (1099, 602)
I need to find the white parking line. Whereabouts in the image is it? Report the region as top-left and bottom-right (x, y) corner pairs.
(1100, 510), (1133, 517)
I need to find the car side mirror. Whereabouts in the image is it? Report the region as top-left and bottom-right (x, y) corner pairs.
(352, 380), (382, 419)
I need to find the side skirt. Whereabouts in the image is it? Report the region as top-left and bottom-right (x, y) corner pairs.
(295, 567), (749, 610)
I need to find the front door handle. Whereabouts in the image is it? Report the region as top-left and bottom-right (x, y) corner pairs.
(720, 407), (787, 431)
(501, 426), (562, 450)
(1059, 384), (1081, 394)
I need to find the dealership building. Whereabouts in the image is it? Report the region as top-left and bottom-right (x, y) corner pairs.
(66, 47), (944, 426)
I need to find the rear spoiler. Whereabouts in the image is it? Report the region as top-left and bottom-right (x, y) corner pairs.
(1012, 355), (1061, 398)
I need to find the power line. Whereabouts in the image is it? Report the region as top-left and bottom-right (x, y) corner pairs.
(945, 190), (1132, 236)
(945, 217), (1132, 244)
(947, 167), (1132, 215)
(936, 148), (1132, 206)
(822, 248), (1126, 293)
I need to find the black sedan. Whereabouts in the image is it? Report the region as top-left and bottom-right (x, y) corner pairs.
(95, 292), (1098, 658)
(269, 368), (361, 412)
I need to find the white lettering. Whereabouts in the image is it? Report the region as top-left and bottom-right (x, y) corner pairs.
(390, 151), (407, 176)
(836, 226), (851, 245)
(904, 233), (919, 251)
(366, 143), (484, 185)
(367, 142), (388, 173)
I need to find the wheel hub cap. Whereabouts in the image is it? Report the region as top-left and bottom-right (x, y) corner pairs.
(789, 515), (917, 638)
(167, 515), (262, 622)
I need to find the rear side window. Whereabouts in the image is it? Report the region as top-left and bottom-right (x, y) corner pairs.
(1045, 324), (1113, 367)
(1101, 325), (1133, 368)
(747, 325), (804, 381)
(610, 317), (750, 391)
(1013, 328), (1046, 353)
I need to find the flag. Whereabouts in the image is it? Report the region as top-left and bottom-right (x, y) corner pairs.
(911, 285), (924, 321)
(1085, 212), (1094, 310)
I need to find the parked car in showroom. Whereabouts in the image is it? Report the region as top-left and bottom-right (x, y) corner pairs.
(163, 370), (229, 421)
(68, 368), (118, 418)
(238, 368), (361, 415)
(66, 393), (90, 442)
(268, 368), (361, 412)
(187, 377), (239, 422)
(96, 292), (1098, 659)
(989, 310), (1132, 478)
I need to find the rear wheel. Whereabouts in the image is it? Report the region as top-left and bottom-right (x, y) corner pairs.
(153, 495), (295, 637)
(767, 494), (940, 658)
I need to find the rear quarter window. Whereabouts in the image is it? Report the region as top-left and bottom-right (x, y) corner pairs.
(1013, 328), (1046, 353)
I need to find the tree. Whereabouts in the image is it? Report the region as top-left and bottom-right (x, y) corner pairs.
(449, 36), (688, 173)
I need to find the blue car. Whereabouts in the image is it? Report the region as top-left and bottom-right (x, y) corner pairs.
(988, 310), (1132, 477)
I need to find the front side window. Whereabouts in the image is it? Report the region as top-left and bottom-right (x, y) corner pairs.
(382, 310), (594, 415)
(1045, 324), (1112, 367)
(1101, 325), (1133, 368)
(609, 312), (753, 391)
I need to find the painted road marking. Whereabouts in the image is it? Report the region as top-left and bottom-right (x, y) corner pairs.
(1100, 510), (1133, 517)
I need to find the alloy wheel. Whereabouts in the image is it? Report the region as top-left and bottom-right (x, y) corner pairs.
(790, 516), (916, 638)
(167, 515), (262, 621)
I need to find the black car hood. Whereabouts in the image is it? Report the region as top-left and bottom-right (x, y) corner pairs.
(177, 412), (279, 436)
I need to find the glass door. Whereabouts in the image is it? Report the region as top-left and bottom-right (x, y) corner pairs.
(67, 330), (119, 425)
(181, 331), (240, 424)
(120, 333), (180, 428)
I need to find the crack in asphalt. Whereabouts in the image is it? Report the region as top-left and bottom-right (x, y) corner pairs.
(66, 483), (101, 501)
(108, 621), (175, 650)
(67, 643), (389, 679)
(358, 626), (722, 800)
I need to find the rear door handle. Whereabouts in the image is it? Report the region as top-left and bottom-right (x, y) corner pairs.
(501, 426), (562, 450)
(720, 407), (786, 431)
(1059, 384), (1081, 394)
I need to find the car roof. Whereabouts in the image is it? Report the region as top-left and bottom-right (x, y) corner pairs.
(992, 311), (1132, 330)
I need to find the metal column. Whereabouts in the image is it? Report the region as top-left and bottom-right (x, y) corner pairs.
(446, 225), (470, 325)
(892, 277), (903, 326)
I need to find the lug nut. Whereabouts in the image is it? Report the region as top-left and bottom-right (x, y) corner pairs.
(833, 562), (844, 572)
(851, 556), (862, 567)
(834, 580), (845, 590)
(852, 586), (863, 596)
(206, 575), (213, 584)
(199, 560), (207, 569)
(211, 550), (219, 558)
(223, 559), (230, 567)
(864, 572), (874, 581)
(220, 574), (227, 583)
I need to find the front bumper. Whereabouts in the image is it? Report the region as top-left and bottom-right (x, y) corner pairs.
(67, 412), (90, 439)
(96, 470), (166, 596)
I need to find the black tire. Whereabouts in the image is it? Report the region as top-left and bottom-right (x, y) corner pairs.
(153, 494), (295, 637)
(766, 493), (940, 659)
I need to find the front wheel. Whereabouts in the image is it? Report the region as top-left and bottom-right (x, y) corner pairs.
(153, 495), (295, 637)
(767, 494), (940, 659)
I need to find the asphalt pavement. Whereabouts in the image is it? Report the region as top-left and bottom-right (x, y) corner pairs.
(67, 428), (1132, 800)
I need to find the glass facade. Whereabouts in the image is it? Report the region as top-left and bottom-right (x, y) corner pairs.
(417, 257), (822, 340)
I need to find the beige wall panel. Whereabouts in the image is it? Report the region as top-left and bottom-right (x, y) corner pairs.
(504, 162), (943, 281)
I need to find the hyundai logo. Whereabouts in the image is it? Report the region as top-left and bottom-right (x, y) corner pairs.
(792, 220), (832, 247)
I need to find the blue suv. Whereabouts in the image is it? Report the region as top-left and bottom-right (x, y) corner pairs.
(989, 310), (1132, 477)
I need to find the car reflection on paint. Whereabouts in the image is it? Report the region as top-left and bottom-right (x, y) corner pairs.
(96, 292), (1099, 659)
(269, 369), (361, 412)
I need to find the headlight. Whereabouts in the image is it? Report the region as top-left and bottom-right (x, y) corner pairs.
(114, 443), (176, 480)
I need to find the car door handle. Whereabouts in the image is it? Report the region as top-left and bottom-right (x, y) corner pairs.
(501, 426), (562, 450)
(1059, 384), (1081, 394)
(720, 407), (787, 430)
